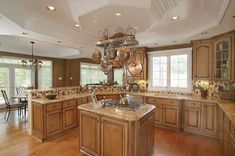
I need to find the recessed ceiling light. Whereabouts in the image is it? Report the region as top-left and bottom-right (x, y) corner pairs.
(171, 16), (179, 20)
(202, 31), (207, 35)
(93, 20), (98, 24)
(115, 13), (121, 16)
(47, 6), (56, 11)
(74, 24), (80, 28)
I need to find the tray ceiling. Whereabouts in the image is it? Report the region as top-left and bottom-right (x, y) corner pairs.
(0, 0), (233, 58)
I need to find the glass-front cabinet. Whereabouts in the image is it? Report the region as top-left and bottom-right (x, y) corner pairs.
(214, 37), (232, 81)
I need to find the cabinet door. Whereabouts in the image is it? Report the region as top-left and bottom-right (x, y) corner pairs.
(100, 117), (128, 156)
(80, 111), (100, 156)
(155, 104), (163, 125)
(213, 37), (232, 81)
(184, 107), (201, 132)
(203, 103), (217, 136)
(223, 114), (230, 156)
(162, 105), (180, 129)
(217, 107), (224, 148)
(138, 111), (155, 156)
(193, 42), (212, 80)
(46, 110), (63, 137)
(63, 106), (77, 131)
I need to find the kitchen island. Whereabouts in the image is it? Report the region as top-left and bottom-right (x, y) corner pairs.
(78, 101), (156, 156)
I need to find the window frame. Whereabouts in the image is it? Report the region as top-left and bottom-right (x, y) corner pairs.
(148, 48), (192, 93)
(80, 62), (107, 86)
(38, 60), (53, 89)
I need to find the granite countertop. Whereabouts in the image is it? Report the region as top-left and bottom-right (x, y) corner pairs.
(31, 91), (235, 122)
(77, 102), (156, 121)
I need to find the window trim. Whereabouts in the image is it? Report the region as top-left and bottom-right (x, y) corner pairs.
(148, 48), (192, 93)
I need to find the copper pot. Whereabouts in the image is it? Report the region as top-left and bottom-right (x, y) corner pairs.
(116, 46), (130, 63)
(127, 60), (143, 75)
(92, 48), (102, 63)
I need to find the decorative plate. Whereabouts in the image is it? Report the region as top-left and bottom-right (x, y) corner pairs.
(131, 83), (139, 92)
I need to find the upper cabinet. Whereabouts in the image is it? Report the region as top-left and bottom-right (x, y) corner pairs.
(192, 30), (235, 82)
(213, 32), (235, 81)
(192, 40), (212, 80)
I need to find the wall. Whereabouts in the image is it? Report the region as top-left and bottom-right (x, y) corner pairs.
(53, 59), (66, 87)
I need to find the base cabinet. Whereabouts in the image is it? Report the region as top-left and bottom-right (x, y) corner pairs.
(32, 99), (80, 141)
(146, 97), (181, 130)
(79, 110), (155, 156)
(46, 109), (63, 137)
(100, 117), (128, 156)
(203, 102), (217, 137)
(80, 111), (100, 156)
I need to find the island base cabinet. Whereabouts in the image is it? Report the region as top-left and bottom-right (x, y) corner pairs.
(138, 111), (155, 156)
(100, 117), (128, 156)
(80, 111), (100, 156)
(79, 109), (155, 156)
(154, 105), (163, 125)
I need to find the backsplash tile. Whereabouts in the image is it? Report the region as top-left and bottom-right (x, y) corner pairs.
(193, 80), (235, 100)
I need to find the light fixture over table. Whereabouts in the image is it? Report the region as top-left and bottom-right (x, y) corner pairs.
(21, 41), (43, 69)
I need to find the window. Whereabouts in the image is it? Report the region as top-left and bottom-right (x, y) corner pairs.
(148, 48), (192, 92)
(114, 68), (124, 85)
(38, 60), (52, 89)
(80, 63), (107, 86)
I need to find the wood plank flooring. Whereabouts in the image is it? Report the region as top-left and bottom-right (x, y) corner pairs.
(0, 110), (222, 156)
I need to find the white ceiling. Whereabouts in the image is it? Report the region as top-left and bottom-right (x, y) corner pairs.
(0, 0), (234, 58)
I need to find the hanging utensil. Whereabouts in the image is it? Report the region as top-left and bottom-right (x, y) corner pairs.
(127, 60), (143, 75)
(92, 48), (102, 63)
(116, 46), (131, 63)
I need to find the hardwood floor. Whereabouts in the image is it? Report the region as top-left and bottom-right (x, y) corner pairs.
(0, 110), (222, 156)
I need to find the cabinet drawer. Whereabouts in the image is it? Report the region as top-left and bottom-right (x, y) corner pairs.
(147, 97), (180, 106)
(77, 97), (88, 104)
(184, 100), (201, 108)
(63, 99), (76, 108)
(46, 103), (62, 112)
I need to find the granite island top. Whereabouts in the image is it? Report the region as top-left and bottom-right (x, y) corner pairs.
(31, 91), (235, 123)
(77, 102), (156, 121)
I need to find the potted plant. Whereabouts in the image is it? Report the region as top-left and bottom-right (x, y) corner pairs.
(198, 81), (209, 98)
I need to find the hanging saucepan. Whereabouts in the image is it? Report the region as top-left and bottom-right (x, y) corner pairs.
(92, 48), (102, 63)
(127, 60), (143, 75)
(111, 57), (124, 68)
(116, 46), (131, 63)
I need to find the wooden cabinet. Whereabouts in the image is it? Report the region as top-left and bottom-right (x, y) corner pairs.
(163, 105), (180, 129)
(80, 111), (100, 156)
(183, 100), (201, 133)
(213, 31), (235, 81)
(138, 111), (155, 156)
(62, 100), (77, 131)
(79, 109), (155, 156)
(32, 99), (81, 141)
(192, 40), (212, 80)
(230, 122), (235, 155)
(46, 103), (63, 137)
(96, 94), (123, 101)
(154, 104), (163, 125)
(217, 106), (224, 149)
(223, 114), (230, 156)
(100, 117), (128, 156)
(203, 102), (217, 137)
(146, 97), (181, 130)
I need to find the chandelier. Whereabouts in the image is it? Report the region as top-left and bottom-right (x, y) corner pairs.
(21, 41), (43, 69)
(92, 27), (139, 75)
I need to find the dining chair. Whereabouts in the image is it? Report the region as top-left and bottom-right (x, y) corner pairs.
(1, 90), (23, 121)
(16, 86), (28, 116)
